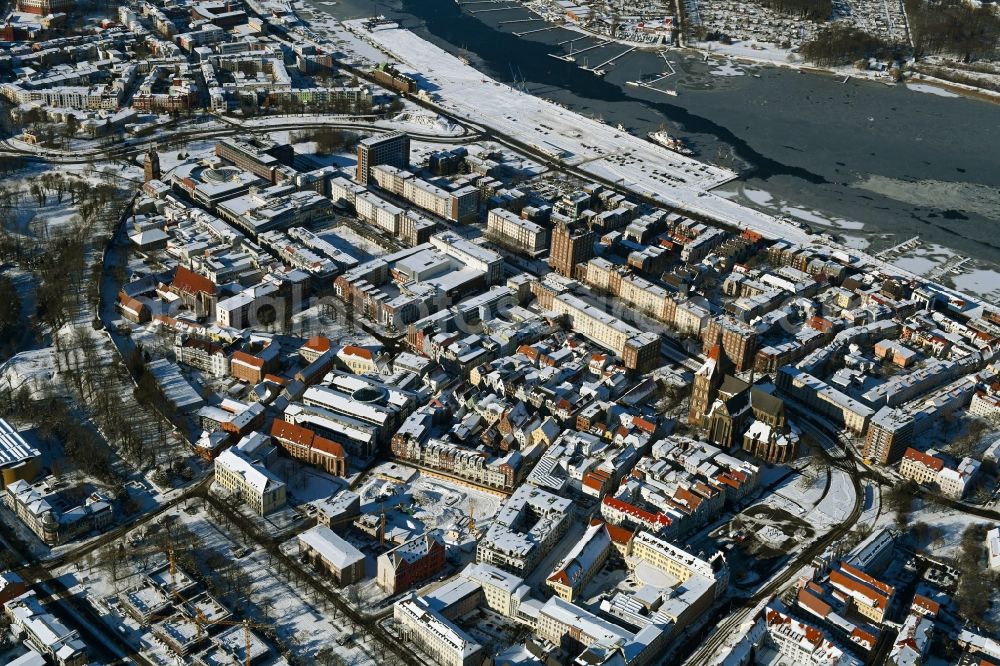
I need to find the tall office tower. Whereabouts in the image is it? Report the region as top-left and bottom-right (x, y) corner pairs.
(549, 221), (594, 279)
(355, 132), (410, 184)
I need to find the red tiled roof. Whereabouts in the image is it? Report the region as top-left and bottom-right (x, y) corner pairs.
(271, 419), (345, 460)
(312, 436), (345, 458)
(231, 351), (265, 369)
(839, 561), (895, 596)
(798, 588), (831, 618)
(590, 518), (634, 546)
(693, 481), (718, 498)
(547, 570), (570, 585)
(118, 293), (146, 314)
(829, 568), (889, 610)
(582, 470), (609, 491)
(603, 496), (671, 527)
(913, 594), (940, 616)
(341, 345), (373, 360)
(766, 609), (786, 626)
(851, 627), (878, 647)
(271, 419), (314, 446)
(715, 473), (741, 490)
(903, 447), (945, 472)
(303, 336), (331, 352)
(633, 417), (656, 434)
(517, 344), (539, 360)
(673, 487), (703, 509)
(172, 266), (216, 296)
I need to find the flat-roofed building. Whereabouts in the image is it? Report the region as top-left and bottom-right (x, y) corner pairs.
(0, 419), (41, 489)
(550, 220), (594, 279)
(778, 366), (873, 435)
(988, 527), (1000, 570)
(629, 531), (729, 600)
(356, 132), (409, 184)
(532, 280), (660, 372)
(487, 208), (547, 255)
(459, 562), (533, 619)
(430, 232), (503, 286)
(537, 596), (632, 652)
(476, 484), (572, 575)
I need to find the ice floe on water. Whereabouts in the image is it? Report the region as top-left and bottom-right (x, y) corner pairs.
(906, 83), (961, 98)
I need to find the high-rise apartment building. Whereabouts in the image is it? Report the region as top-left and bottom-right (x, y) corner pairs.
(355, 132), (410, 184)
(549, 221), (594, 278)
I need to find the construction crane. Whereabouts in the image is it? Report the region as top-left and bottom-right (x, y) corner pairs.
(167, 546), (180, 603)
(193, 610), (271, 666)
(135, 541), (273, 666)
(468, 500), (480, 539)
(379, 499), (386, 546)
(144, 609), (272, 666)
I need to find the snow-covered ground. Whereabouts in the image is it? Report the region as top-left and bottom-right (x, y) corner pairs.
(906, 82), (962, 98)
(355, 465), (502, 539)
(691, 40), (802, 68)
(333, 20), (995, 315)
(56, 500), (375, 666)
(342, 22), (816, 222)
(806, 467), (856, 530)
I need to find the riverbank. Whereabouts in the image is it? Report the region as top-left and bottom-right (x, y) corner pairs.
(322, 15), (990, 309)
(304, 0), (1000, 304)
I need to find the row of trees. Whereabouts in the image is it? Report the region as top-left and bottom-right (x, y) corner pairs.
(907, 0), (1000, 61)
(955, 523), (1000, 632)
(0, 383), (123, 487)
(799, 24), (898, 66)
(754, 0), (833, 22)
(291, 128), (361, 155)
(0, 274), (22, 362)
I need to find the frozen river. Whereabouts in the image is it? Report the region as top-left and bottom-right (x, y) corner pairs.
(308, 0), (1000, 298)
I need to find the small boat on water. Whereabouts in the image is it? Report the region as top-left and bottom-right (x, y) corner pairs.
(647, 129), (694, 155)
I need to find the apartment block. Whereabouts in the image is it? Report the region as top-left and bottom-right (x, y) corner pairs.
(486, 208), (547, 255)
(476, 485), (572, 575)
(356, 132), (409, 184)
(213, 436), (286, 516)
